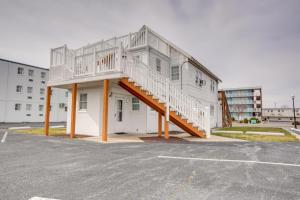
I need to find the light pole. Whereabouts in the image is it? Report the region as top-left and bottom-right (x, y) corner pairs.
(292, 95), (297, 129)
(180, 60), (189, 90)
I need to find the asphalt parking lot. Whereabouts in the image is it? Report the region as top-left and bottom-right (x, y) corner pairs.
(0, 129), (300, 200)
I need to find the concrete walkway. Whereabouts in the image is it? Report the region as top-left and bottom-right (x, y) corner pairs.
(78, 132), (246, 143)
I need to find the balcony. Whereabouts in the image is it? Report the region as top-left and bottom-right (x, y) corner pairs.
(48, 26), (172, 87)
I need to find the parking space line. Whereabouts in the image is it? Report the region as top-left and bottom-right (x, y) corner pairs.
(158, 155), (300, 168)
(28, 197), (60, 200)
(1, 131), (8, 143)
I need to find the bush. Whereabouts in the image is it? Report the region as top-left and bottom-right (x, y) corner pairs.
(243, 118), (249, 124)
(231, 117), (236, 121)
(250, 117), (260, 124)
(239, 120), (243, 123)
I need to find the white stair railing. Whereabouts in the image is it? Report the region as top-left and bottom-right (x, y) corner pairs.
(122, 53), (210, 134)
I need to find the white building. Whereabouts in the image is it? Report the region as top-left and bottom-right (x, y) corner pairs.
(262, 108), (300, 122)
(0, 58), (67, 123)
(47, 25), (221, 140)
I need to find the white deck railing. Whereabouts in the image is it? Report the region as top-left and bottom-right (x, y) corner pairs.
(122, 54), (210, 134)
(49, 28), (210, 135)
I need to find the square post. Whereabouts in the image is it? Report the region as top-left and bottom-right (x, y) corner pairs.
(44, 86), (52, 136)
(164, 111), (169, 140)
(158, 112), (162, 137)
(70, 83), (78, 139)
(102, 79), (109, 142)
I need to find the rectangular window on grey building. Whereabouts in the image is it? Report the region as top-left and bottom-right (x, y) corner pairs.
(27, 87), (33, 93)
(40, 88), (45, 95)
(15, 104), (21, 111)
(79, 94), (88, 110)
(28, 69), (34, 76)
(26, 104), (32, 111)
(17, 67), (24, 75)
(132, 97), (140, 111)
(171, 66), (179, 80)
(39, 105), (44, 112)
(156, 58), (161, 73)
(16, 85), (23, 93)
(41, 72), (46, 79)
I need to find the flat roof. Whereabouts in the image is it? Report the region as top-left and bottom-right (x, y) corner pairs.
(219, 86), (262, 91)
(0, 58), (48, 71)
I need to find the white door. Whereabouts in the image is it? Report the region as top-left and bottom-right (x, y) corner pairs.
(114, 97), (125, 132)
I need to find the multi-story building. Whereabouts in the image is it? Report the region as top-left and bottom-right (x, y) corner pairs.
(45, 25), (222, 140)
(219, 87), (262, 120)
(262, 108), (300, 122)
(0, 58), (67, 122)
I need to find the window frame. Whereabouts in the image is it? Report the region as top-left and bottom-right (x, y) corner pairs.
(171, 65), (179, 81)
(15, 103), (21, 111)
(132, 97), (140, 111)
(16, 85), (23, 93)
(79, 93), (88, 111)
(17, 67), (24, 75)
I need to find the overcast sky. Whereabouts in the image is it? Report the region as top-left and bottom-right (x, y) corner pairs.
(0, 0), (299, 107)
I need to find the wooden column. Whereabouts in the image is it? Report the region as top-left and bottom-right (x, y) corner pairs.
(164, 113), (169, 140)
(44, 86), (52, 136)
(158, 113), (162, 137)
(70, 83), (78, 139)
(102, 80), (109, 142)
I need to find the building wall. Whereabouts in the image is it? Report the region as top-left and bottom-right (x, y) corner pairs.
(262, 108), (300, 122)
(0, 59), (67, 122)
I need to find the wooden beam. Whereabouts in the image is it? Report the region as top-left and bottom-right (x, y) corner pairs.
(102, 79), (109, 142)
(44, 86), (51, 136)
(158, 112), (162, 137)
(164, 112), (169, 140)
(70, 83), (77, 139)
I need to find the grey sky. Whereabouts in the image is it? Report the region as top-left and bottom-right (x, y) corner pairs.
(0, 0), (299, 107)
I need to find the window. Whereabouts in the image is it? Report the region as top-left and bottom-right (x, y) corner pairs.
(210, 80), (215, 92)
(28, 79), (33, 82)
(39, 114), (43, 117)
(41, 80), (45, 84)
(28, 69), (34, 76)
(59, 103), (65, 109)
(39, 105), (44, 112)
(156, 58), (161, 73)
(40, 88), (45, 95)
(26, 104), (32, 111)
(17, 67), (24, 75)
(65, 92), (68, 97)
(65, 106), (68, 112)
(171, 66), (179, 80)
(195, 74), (198, 84)
(79, 94), (87, 110)
(41, 72), (46, 78)
(15, 104), (21, 111)
(132, 97), (140, 111)
(27, 96), (32, 99)
(27, 87), (33, 94)
(40, 97), (44, 100)
(26, 114), (31, 117)
(16, 85), (23, 93)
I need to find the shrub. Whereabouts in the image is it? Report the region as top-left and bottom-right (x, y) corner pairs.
(243, 118), (249, 123)
(231, 117), (235, 121)
(292, 121), (300, 125)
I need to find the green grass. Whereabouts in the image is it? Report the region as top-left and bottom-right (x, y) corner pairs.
(213, 126), (298, 142)
(15, 128), (66, 136)
(217, 126), (290, 134)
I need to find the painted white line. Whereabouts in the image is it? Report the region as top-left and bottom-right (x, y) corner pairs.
(158, 155), (300, 168)
(28, 197), (60, 200)
(9, 126), (31, 130)
(1, 131), (8, 143)
(50, 125), (65, 128)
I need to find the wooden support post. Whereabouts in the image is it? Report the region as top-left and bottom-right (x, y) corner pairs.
(164, 113), (169, 140)
(102, 80), (109, 142)
(158, 112), (162, 137)
(44, 86), (51, 136)
(70, 83), (77, 139)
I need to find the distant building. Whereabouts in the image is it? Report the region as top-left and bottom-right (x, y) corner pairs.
(0, 58), (67, 122)
(219, 87), (262, 120)
(262, 108), (300, 122)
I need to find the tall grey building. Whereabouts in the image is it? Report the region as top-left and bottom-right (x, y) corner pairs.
(0, 58), (67, 122)
(219, 87), (262, 120)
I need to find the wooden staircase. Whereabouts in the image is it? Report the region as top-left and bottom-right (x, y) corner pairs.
(218, 91), (232, 128)
(119, 78), (206, 138)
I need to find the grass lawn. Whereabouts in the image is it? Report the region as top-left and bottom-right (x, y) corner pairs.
(15, 128), (66, 136)
(213, 127), (298, 142)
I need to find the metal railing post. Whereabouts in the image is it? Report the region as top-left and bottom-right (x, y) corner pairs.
(205, 106), (211, 138)
(166, 78), (170, 122)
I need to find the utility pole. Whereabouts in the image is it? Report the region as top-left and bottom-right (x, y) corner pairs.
(292, 95), (297, 129)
